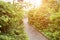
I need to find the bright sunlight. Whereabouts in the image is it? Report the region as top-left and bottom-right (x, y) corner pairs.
(24, 0), (42, 8)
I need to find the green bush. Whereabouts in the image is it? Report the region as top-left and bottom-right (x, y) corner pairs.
(28, 0), (60, 40)
(0, 1), (28, 40)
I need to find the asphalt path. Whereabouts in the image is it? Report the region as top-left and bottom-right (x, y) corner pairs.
(23, 18), (48, 40)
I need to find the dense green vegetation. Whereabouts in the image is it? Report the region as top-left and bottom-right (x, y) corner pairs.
(28, 0), (60, 40)
(0, 1), (28, 40)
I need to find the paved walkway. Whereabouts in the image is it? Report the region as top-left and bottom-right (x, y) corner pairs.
(23, 18), (48, 40)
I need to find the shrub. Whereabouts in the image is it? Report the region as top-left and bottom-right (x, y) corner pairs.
(28, 0), (60, 40)
(0, 1), (29, 40)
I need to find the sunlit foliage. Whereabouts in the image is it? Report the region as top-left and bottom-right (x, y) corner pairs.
(28, 0), (60, 40)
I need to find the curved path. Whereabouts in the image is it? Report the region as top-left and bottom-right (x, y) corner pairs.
(23, 18), (48, 40)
